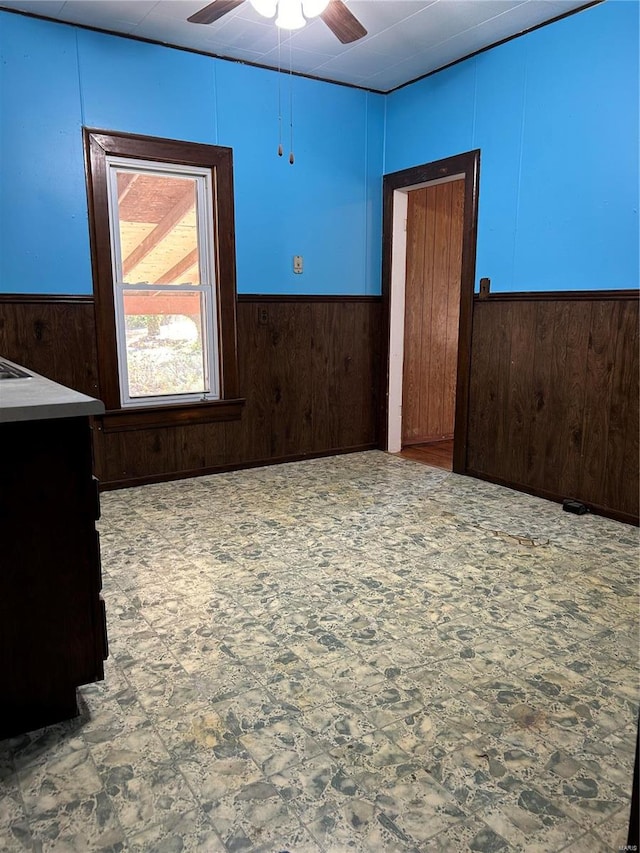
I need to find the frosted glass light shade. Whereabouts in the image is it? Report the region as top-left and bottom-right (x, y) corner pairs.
(249, 0), (277, 17)
(276, 0), (306, 29)
(302, 0), (329, 18)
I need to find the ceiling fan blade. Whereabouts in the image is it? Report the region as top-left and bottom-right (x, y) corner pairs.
(187, 0), (245, 25)
(320, 0), (367, 44)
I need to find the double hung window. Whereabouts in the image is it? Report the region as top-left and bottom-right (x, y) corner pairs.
(84, 130), (241, 427)
(106, 158), (219, 406)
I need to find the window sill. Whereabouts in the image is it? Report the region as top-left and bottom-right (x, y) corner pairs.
(95, 398), (245, 433)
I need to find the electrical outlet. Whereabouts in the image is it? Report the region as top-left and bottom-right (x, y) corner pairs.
(258, 308), (268, 325)
(293, 255), (303, 274)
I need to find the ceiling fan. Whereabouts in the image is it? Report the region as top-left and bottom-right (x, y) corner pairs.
(187, 0), (368, 44)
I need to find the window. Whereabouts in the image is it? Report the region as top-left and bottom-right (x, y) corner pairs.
(84, 130), (242, 429)
(107, 160), (219, 406)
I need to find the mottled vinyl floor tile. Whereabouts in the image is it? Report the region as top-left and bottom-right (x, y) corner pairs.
(591, 801), (634, 852)
(0, 821), (36, 853)
(0, 776), (37, 853)
(424, 814), (514, 853)
(210, 687), (302, 740)
(572, 724), (639, 790)
(203, 780), (319, 853)
(16, 747), (106, 834)
(8, 724), (87, 775)
(89, 718), (174, 783)
(1, 451), (638, 851)
(239, 719), (325, 776)
(103, 765), (198, 841)
(259, 665), (342, 712)
(373, 768), (471, 844)
(560, 830), (617, 853)
(268, 751), (365, 815)
(476, 793), (586, 853)
(111, 643), (185, 691)
(293, 697), (376, 746)
(27, 790), (125, 853)
(269, 753), (426, 851)
(78, 699), (149, 750)
(311, 654), (387, 696)
(126, 808), (226, 853)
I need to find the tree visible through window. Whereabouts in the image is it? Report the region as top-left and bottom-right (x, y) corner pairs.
(84, 130), (241, 423)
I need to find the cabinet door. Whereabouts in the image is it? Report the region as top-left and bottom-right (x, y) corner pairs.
(0, 415), (107, 736)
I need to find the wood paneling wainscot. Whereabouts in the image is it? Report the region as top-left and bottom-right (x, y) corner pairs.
(466, 291), (639, 524)
(0, 294), (381, 488)
(100, 296), (381, 486)
(0, 295), (100, 398)
(4, 291), (637, 523)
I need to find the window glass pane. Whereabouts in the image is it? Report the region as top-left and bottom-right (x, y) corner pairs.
(122, 290), (207, 399)
(115, 171), (201, 285)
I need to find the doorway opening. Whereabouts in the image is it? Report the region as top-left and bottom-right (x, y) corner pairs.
(379, 151), (480, 474)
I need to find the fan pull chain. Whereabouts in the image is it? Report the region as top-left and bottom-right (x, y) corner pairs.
(277, 28), (283, 156)
(289, 36), (294, 164)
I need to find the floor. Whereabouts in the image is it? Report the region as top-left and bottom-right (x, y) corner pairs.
(397, 441), (454, 471)
(1, 451), (638, 853)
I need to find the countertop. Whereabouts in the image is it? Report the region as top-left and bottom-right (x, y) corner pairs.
(0, 357), (104, 423)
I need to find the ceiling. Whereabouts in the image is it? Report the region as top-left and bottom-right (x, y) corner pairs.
(0, 0), (595, 92)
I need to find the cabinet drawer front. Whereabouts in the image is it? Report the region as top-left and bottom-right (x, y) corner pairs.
(99, 595), (109, 661)
(92, 476), (101, 521)
(95, 531), (103, 593)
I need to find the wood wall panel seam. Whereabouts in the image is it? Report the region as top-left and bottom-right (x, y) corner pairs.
(603, 301), (637, 512)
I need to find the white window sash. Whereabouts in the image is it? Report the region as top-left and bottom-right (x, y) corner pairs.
(105, 157), (220, 408)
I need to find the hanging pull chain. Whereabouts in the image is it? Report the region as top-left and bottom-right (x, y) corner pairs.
(289, 35), (294, 164)
(277, 28), (283, 156)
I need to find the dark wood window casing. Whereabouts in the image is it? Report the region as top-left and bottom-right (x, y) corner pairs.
(83, 128), (243, 432)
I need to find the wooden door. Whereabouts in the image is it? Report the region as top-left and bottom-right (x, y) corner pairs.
(402, 179), (464, 445)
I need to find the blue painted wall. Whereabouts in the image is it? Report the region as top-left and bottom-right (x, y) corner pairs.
(385, 0), (639, 292)
(0, 12), (384, 295)
(1, 2), (637, 296)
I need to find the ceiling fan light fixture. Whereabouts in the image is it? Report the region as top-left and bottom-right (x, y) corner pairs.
(249, 0), (277, 18)
(187, 0), (367, 43)
(275, 0), (306, 30)
(301, 0), (329, 18)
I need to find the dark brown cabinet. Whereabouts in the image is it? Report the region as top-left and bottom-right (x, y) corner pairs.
(0, 414), (108, 738)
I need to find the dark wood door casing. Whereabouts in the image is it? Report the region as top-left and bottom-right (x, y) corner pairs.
(381, 150), (481, 473)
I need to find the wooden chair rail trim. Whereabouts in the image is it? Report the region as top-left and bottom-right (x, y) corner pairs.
(474, 289), (639, 302)
(237, 294), (382, 303)
(0, 293), (95, 304)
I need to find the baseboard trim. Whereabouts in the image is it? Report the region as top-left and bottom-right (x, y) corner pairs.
(99, 444), (377, 490)
(466, 468), (639, 527)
